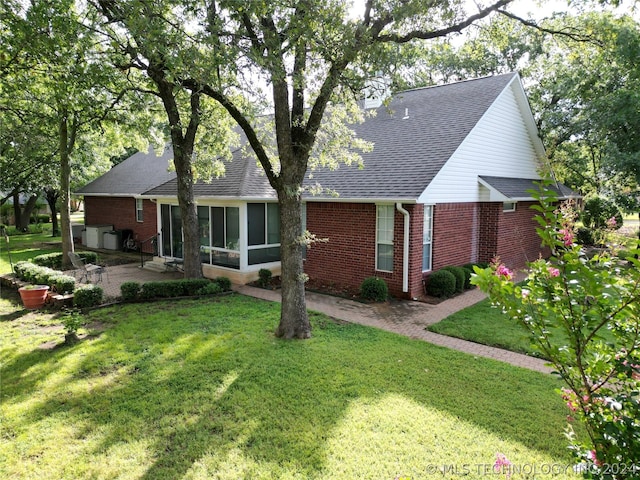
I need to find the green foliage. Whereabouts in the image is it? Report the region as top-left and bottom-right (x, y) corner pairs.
(73, 285), (103, 309)
(120, 282), (141, 301)
(472, 185), (640, 476)
(13, 261), (76, 292)
(214, 276), (232, 292)
(582, 197), (623, 231)
(440, 266), (466, 293)
(33, 251), (98, 269)
(359, 277), (388, 302)
(426, 270), (456, 298)
(60, 309), (84, 336)
(258, 268), (272, 289)
(195, 282), (222, 296)
(139, 279), (216, 300)
(30, 214), (50, 224)
(576, 227), (595, 246)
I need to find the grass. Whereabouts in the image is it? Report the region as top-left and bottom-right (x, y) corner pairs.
(1, 226), (61, 274)
(0, 290), (582, 479)
(427, 298), (540, 357)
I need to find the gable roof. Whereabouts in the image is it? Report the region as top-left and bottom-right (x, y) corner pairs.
(76, 145), (176, 196)
(144, 73), (522, 201)
(478, 176), (578, 201)
(81, 73), (555, 202)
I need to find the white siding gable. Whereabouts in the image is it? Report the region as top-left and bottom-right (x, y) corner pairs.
(418, 78), (545, 204)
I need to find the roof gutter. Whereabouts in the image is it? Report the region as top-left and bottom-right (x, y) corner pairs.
(396, 203), (410, 293)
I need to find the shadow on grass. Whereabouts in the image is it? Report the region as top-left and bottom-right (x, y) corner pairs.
(2, 296), (572, 479)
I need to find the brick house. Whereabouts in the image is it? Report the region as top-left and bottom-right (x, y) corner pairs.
(77, 73), (574, 298)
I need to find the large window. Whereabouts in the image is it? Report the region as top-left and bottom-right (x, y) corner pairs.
(376, 204), (394, 272)
(161, 204), (182, 258)
(247, 203), (280, 265)
(422, 205), (433, 272)
(199, 206), (240, 269)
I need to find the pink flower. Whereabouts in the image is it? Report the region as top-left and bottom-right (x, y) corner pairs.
(547, 267), (560, 277)
(559, 228), (574, 246)
(494, 453), (512, 478)
(606, 216), (617, 228)
(495, 264), (513, 280)
(587, 450), (601, 466)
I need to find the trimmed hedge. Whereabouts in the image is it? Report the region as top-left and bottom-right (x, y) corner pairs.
(360, 277), (389, 302)
(74, 285), (103, 308)
(440, 266), (466, 293)
(425, 270), (456, 298)
(13, 261), (76, 293)
(122, 277), (232, 301)
(33, 251), (99, 269)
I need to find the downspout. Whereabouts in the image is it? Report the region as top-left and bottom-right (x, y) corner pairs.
(396, 203), (410, 293)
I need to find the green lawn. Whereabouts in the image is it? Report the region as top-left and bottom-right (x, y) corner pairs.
(0, 291), (581, 479)
(1, 227), (61, 274)
(427, 298), (541, 357)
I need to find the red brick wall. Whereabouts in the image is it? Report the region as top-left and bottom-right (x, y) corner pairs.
(431, 203), (480, 270)
(496, 201), (549, 269)
(83, 196), (158, 248)
(304, 202), (425, 299)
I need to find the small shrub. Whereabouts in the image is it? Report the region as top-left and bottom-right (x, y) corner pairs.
(258, 268), (272, 288)
(121, 282), (141, 301)
(426, 270), (456, 298)
(73, 285), (103, 308)
(582, 196), (623, 230)
(179, 279), (211, 295)
(576, 227), (595, 246)
(33, 251), (99, 269)
(60, 308), (84, 342)
(360, 277), (389, 302)
(196, 283), (223, 296)
(51, 274), (75, 294)
(441, 266), (466, 293)
(214, 276), (232, 292)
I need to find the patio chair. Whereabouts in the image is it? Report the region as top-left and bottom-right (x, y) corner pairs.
(68, 252), (104, 283)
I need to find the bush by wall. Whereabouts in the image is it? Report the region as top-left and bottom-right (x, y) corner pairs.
(360, 277), (389, 302)
(258, 268), (272, 288)
(13, 261), (76, 293)
(33, 251), (98, 269)
(134, 278), (231, 301)
(73, 285), (103, 308)
(425, 270), (456, 298)
(576, 227), (595, 246)
(440, 266), (466, 293)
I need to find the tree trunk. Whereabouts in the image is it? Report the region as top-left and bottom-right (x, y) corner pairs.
(275, 190), (311, 339)
(13, 193), (39, 232)
(172, 142), (202, 279)
(45, 189), (60, 236)
(59, 115), (74, 269)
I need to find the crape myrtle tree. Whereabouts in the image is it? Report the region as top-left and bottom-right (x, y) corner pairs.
(93, 0), (535, 339)
(1, 0), (150, 265)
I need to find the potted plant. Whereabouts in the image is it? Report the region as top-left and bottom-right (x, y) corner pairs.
(18, 285), (50, 310)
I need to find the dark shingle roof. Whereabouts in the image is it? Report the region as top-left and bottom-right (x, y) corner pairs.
(85, 73), (521, 200)
(479, 176), (579, 200)
(305, 73), (518, 199)
(76, 145), (176, 196)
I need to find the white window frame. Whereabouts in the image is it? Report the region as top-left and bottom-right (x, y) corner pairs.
(503, 201), (516, 212)
(135, 198), (144, 222)
(376, 204), (394, 272)
(422, 204), (434, 272)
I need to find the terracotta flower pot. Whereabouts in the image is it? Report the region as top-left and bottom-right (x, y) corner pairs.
(18, 285), (50, 310)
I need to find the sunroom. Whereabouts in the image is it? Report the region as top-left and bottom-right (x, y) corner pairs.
(156, 200), (282, 283)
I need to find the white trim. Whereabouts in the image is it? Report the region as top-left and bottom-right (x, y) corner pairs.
(135, 198), (144, 222)
(422, 205), (434, 272)
(375, 204), (394, 273)
(503, 201), (517, 212)
(396, 203), (410, 293)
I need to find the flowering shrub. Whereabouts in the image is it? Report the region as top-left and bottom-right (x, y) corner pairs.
(472, 185), (640, 479)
